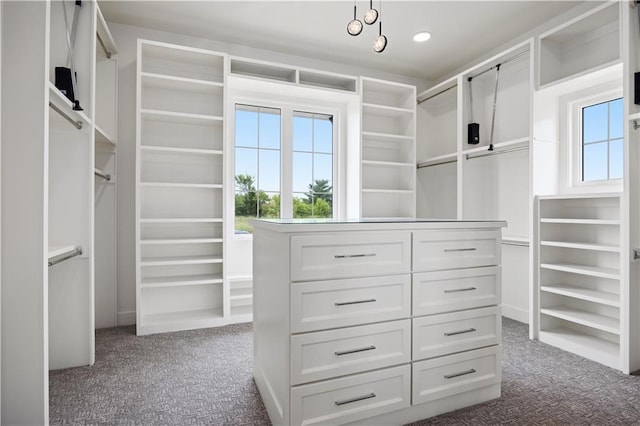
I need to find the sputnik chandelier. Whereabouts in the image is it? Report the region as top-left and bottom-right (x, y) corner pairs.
(347, 0), (387, 53)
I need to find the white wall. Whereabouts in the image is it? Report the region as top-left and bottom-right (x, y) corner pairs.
(110, 22), (429, 325)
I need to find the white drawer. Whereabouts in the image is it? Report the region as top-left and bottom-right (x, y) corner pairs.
(413, 229), (501, 272)
(290, 274), (411, 333)
(291, 364), (410, 426)
(412, 345), (501, 405)
(413, 266), (501, 316)
(291, 232), (411, 281)
(290, 319), (411, 385)
(412, 306), (501, 361)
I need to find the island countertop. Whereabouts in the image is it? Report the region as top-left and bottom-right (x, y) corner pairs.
(252, 217), (507, 233)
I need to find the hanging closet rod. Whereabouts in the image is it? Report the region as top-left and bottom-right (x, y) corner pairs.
(465, 145), (529, 160)
(467, 50), (529, 81)
(417, 157), (458, 169)
(97, 33), (112, 59)
(94, 168), (111, 182)
(49, 102), (83, 129)
(502, 240), (529, 247)
(417, 85), (456, 104)
(48, 246), (83, 267)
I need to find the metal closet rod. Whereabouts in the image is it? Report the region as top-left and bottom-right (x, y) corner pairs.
(417, 157), (457, 169)
(94, 168), (111, 182)
(48, 246), (83, 267)
(49, 102), (83, 129)
(97, 33), (113, 59)
(417, 49), (529, 104)
(465, 145), (529, 160)
(467, 50), (529, 81)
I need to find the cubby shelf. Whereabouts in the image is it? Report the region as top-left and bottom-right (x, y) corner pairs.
(540, 306), (619, 335)
(361, 131), (414, 141)
(540, 218), (620, 225)
(140, 255), (223, 267)
(141, 274), (224, 288)
(538, 328), (619, 369)
(540, 263), (620, 280)
(95, 125), (116, 146)
(141, 108), (223, 124)
(541, 284), (619, 307)
(141, 71), (224, 91)
(140, 145), (223, 156)
(141, 308), (225, 327)
(140, 238), (223, 245)
(540, 241), (620, 253)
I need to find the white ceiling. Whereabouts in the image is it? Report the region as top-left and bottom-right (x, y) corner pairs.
(99, 0), (585, 82)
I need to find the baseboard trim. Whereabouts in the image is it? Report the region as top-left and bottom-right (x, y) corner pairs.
(502, 304), (528, 324)
(117, 310), (136, 326)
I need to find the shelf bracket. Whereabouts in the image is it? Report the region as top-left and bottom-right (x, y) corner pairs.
(634, 248), (640, 260)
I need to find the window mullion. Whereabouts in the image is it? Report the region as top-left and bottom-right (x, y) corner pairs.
(281, 106), (294, 219)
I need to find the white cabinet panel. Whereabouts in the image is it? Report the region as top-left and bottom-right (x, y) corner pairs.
(291, 365), (411, 426)
(412, 306), (501, 361)
(290, 274), (411, 333)
(413, 229), (501, 272)
(412, 346), (502, 405)
(291, 232), (411, 281)
(290, 319), (411, 385)
(413, 266), (500, 316)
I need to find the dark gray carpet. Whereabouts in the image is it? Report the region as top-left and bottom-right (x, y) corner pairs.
(50, 318), (640, 425)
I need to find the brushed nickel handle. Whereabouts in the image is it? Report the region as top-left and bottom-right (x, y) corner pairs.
(335, 345), (376, 356)
(334, 392), (376, 406)
(444, 368), (476, 379)
(335, 253), (376, 259)
(444, 247), (477, 252)
(335, 298), (376, 306)
(444, 287), (477, 293)
(444, 328), (476, 337)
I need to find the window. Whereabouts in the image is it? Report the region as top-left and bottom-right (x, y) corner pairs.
(234, 104), (335, 233)
(234, 105), (281, 233)
(292, 112), (333, 218)
(581, 97), (623, 182)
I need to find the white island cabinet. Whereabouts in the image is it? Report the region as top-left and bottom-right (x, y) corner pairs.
(253, 219), (506, 426)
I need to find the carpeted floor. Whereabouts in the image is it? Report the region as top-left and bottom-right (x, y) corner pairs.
(49, 318), (640, 425)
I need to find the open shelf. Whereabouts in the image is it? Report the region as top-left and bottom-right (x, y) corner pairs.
(540, 306), (619, 335)
(48, 82), (91, 130)
(539, 328), (619, 369)
(140, 182), (223, 189)
(540, 263), (620, 280)
(141, 273), (223, 288)
(540, 241), (620, 253)
(140, 237), (223, 245)
(95, 125), (116, 146)
(140, 255), (223, 267)
(140, 145), (223, 156)
(140, 218), (223, 224)
(540, 218), (620, 225)
(541, 284), (619, 307)
(141, 108), (223, 125)
(141, 308), (224, 327)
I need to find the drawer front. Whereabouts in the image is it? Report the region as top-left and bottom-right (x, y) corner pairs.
(413, 266), (501, 316)
(412, 346), (502, 405)
(413, 306), (501, 361)
(291, 364), (410, 426)
(291, 232), (411, 281)
(290, 274), (411, 333)
(290, 319), (411, 385)
(413, 229), (501, 272)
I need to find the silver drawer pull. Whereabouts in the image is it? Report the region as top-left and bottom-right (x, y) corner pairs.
(444, 368), (476, 379)
(334, 392), (376, 406)
(335, 253), (377, 259)
(444, 287), (477, 293)
(335, 345), (376, 356)
(444, 247), (477, 252)
(444, 328), (477, 337)
(335, 298), (376, 306)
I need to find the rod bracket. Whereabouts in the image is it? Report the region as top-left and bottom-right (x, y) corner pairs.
(634, 248), (640, 260)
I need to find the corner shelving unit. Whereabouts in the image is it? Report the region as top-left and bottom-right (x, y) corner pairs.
(360, 77), (416, 219)
(536, 194), (623, 370)
(136, 39), (227, 335)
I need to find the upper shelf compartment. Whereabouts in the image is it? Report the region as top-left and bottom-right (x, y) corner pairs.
(362, 78), (414, 110)
(229, 57), (358, 93)
(140, 40), (225, 84)
(538, 2), (620, 88)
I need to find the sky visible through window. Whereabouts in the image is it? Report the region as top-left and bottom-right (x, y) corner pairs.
(234, 105), (333, 233)
(582, 97), (623, 182)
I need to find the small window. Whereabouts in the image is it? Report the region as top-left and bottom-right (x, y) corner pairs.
(581, 97), (623, 182)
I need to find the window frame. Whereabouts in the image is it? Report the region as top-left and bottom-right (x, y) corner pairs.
(229, 97), (340, 239)
(561, 81), (623, 192)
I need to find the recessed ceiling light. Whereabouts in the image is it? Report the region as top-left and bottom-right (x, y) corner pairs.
(413, 31), (432, 42)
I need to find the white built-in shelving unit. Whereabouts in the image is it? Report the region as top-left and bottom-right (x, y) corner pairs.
(2, 0), (121, 421)
(136, 40), (229, 335)
(360, 77), (416, 219)
(416, 40), (533, 322)
(536, 194), (623, 369)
